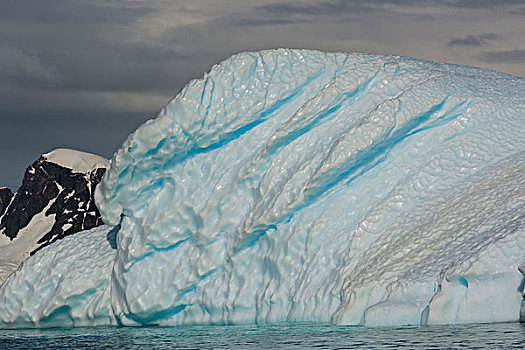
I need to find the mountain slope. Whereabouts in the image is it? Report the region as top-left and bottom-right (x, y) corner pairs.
(0, 149), (107, 283)
(0, 188), (12, 217)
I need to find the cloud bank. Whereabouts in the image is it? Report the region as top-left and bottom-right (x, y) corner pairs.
(0, 0), (524, 188)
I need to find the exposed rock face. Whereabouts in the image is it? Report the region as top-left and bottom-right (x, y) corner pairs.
(0, 188), (13, 217)
(0, 149), (108, 267)
(37, 167), (106, 247)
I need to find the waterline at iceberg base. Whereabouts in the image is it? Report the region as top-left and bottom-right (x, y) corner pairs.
(1, 49), (524, 328)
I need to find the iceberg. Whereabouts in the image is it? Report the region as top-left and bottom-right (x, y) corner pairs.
(0, 226), (115, 328)
(1, 49), (524, 328)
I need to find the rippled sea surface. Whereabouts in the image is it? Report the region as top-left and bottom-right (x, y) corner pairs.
(0, 322), (524, 349)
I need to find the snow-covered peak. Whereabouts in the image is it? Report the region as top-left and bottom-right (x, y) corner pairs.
(43, 148), (108, 173)
(0, 149), (108, 283)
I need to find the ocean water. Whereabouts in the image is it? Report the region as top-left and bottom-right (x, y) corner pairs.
(0, 322), (524, 349)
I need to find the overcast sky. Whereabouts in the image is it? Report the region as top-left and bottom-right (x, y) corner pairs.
(1, 0), (524, 189)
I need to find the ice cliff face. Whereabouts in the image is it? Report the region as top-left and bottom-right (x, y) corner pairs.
(1, 49), (524, 328)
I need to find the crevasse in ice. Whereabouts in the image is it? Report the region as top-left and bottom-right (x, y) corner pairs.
(1, 49), (524, 328)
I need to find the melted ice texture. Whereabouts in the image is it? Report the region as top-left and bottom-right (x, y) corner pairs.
(1, 49), (524, 328)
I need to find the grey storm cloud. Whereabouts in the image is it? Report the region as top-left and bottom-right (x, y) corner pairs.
(0, 47), (61, 83)
(0, 0), (156, 24)
(447, 0), (525, 8)
(234, 17), (309, 26)
(447, 33), (502, 47)
(256, 1), (358, 16)
(239, 0), (525, 27)
(254, 0), (525, 16)
(0, 0), (524, 189)
(251, 0), (412, 20)
(477, 49), (525, 63)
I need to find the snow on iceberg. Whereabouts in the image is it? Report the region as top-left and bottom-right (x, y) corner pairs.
(1, 49), (525, 328)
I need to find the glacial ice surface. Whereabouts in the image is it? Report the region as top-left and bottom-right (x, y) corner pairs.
(0, 225), (115, 327)
(1, 49), (524, 328)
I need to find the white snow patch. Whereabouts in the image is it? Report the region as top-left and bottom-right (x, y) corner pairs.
(0, 201), (56, 284)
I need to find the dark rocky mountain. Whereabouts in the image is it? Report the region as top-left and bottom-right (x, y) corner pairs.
(0, 149), (108, 254)
(0, 188), (13, 217)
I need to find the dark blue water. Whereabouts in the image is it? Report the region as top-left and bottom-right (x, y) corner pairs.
(0, 322), (524, 349)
